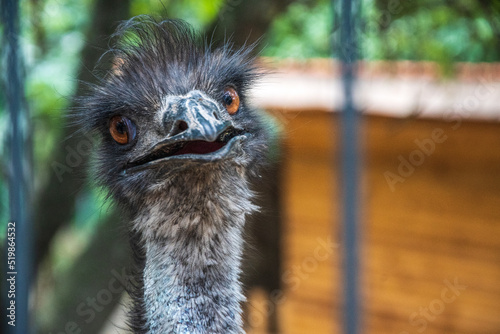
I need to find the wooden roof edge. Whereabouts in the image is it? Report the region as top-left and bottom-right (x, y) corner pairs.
(257, 58), (500, 83)
(249, 71), (500, 121)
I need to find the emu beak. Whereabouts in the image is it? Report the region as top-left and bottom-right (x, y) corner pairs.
(125, 91), (247, 171)
(167, 98), (226, 142)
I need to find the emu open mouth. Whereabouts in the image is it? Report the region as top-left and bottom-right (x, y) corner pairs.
(126, 126), (245, 169)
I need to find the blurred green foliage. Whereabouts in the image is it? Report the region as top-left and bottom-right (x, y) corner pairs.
(130, 0), (225, 29)
(263, 0), (333, 59)
(0, 0), (92, 238)
(263, 0), (500, 64)
(362, 0), (500, 65)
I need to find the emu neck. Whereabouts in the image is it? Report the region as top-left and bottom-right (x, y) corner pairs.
(134, 171), (253, 334)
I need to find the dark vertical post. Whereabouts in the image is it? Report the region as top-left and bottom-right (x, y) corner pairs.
(337, 0), (360, 333)
(2, 0), (33, 333)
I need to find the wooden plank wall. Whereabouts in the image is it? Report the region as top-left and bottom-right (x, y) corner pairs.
(247, 110), (500, 334)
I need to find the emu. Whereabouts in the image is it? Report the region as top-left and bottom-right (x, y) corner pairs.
(76, 16), (269, 334)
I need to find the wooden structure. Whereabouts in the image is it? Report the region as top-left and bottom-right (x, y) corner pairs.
(246, 61), (500, 334)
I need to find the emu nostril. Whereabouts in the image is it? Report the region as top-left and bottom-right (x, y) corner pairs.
(172, 120), (188, 136)
(178, 121), (188, 131)
(212, 112), (220, 120)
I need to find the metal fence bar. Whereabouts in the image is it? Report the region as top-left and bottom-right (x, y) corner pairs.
(338, 0), (361, 333)
(2, 0), (33, 332)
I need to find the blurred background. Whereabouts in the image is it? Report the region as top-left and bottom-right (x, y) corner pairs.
(1, 0), (500, 333)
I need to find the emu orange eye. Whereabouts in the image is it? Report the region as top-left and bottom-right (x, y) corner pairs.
(109, 115), (136, 145)
(222, 87), (240, 115)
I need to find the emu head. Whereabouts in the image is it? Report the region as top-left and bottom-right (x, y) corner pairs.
(77, 17), (268, 210)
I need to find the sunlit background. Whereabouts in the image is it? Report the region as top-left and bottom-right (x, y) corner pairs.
(1, 0), (500, 333)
